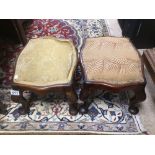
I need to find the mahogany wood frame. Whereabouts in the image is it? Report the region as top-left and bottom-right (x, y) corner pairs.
(11, 39), (79, 116)
(79, 37), (146, 115)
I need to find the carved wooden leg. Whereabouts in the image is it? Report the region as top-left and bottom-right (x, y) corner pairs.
(79, 86), (93, 114)
(65, 87), (78, 116)
(11, 89), (32, 115)
(0, 101), (7, 115)
(128, 85), (146, 115)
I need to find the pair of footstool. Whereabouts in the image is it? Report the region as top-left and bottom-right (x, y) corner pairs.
(11, 36), (146, 116)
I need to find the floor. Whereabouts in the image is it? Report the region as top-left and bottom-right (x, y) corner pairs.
(139, 67), (155, 134)
(106, 19), (155, 134)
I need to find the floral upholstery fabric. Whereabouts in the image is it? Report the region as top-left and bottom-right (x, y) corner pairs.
(82, 37), (144, 85)
(14, 37), (77, 86)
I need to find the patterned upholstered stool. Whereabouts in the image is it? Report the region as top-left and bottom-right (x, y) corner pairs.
(79, 37), (146, 115)
(11, 37), (78, 115)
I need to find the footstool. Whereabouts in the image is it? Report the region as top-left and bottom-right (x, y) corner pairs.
(11, 37), (78, 115)
(79, 37), (146, 115)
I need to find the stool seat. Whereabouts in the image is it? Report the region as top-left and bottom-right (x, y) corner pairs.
(82, 37), (144, 85)
(79, 37), (146, 115)
(14, 37), (77, 86)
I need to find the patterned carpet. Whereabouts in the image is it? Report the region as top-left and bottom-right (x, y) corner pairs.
(0, 19), (145, 134)
(0, 89), (144, 134)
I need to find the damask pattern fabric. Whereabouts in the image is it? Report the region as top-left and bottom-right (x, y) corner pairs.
(14, 37), (77, 86)
(82, 37), (144, 84)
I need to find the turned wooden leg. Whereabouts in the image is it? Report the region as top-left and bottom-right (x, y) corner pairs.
(79, 86), (93, 114)
(0, 101), (7, 115)
(65, 87), (78, 116)
(11, 89), (32, 115)
(128, 85), (146, 115)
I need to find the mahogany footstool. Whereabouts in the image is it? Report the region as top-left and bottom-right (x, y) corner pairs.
(11, 37), (78, 115)
(79, 37), (146, 115)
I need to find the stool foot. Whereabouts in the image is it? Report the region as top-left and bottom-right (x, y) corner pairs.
(79, 87), (93, 115)
(11, 89), (31, 115)
(128, 84), (146, 115)
(65, 88), (78, 116)
(79, 104), (88, 115)
(79, 98), (93, 115)
(128, 105), (139, 115)
(18, 106), (29, 115)
(0, 101), (8, 115)
(69, 105), (78, 116)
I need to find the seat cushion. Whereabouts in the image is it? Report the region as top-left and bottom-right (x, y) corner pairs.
(82, 37), (144, 85)
(13, 37), (77, 86)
